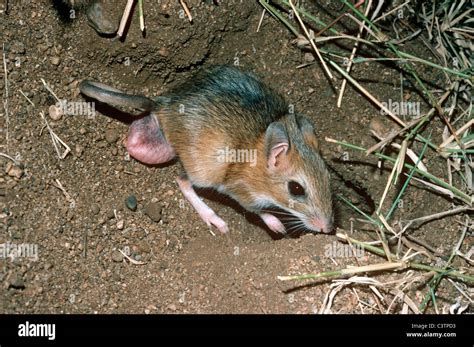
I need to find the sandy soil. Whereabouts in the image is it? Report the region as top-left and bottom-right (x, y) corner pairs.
(0, 0), (469, 314)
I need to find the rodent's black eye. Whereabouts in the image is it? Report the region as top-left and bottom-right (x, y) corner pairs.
(288, 181), (305, 197)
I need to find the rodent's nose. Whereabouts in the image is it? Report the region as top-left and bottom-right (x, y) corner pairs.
(309, 217), (333, 233)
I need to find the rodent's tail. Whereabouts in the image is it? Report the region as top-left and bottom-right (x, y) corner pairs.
(79, 80), (156, 111)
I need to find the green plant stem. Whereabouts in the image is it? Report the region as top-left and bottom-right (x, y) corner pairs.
(386, 139), (430, 220)
(341, 0), (453, 111)
(259, 0), (299, 37)
(329, 138), (471, 203)
(267, 0), (472, 79)
(337, 194), (380, 226)
(275, 0), (340, 35)
(280, 237), (474, 284)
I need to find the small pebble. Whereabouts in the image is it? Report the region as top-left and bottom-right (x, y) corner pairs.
(304, 52), (315, 62)
(107, 209), (115, 220)
(6, 162), (24, 179)
(105, 128), (119, 144)
(8, 273), (25, 290)
(111, 250), (123, 263)
(145, 202), (162, 222)
(116, 220), (124, 230)
(91, 204), (100, 215)
(48, 104), (63, 121)
(402, 79), (411, 88)
(38, 44), (49, 52)
(125, 195), (137, 211)
(158, 47), (169, 57)
(75, 144), (84, 156)
(136, 240), (151, 254)
(50, 56), (61, 66)
(11, 41), (26, 55)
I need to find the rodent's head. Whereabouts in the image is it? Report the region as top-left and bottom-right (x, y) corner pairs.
(253, 114), (333, 233)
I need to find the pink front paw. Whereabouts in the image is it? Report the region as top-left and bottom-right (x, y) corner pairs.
(260, 213), (286, 234)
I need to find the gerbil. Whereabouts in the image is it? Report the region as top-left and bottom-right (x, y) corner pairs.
(80, 66), (333, 234)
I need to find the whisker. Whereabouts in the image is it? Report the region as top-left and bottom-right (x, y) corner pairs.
(259, 209), (311, 237)
(261, 209), (293, 217)
(285, 220), (306, 237)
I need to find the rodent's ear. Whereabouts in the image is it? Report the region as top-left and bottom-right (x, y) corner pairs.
(265, 122), (290, 171)
(296, 114), (319, 150)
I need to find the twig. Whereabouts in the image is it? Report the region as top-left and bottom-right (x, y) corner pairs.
(400, 237), (438, 261)
(403, 206), (474, 232)
(83, 229), (88, 258)
(278, 262), (406, 281)
(257, 8), (266, 32)
(138, 0), (145, 33)
(25, 84), (70, 159)
(402, 234), (448, 260)
(345, 13), (388, 42)
(39, 111), (71, 159)
(387, 288), (421, 314)
(337, 0), (371, 108)
(19, 90), (34, 106)
(370, 0), (385, 21)
(179, 0), (192, 22)
(366, 85), (452, 155)
(448, 278), (473, 304)
(336, 233), (474, 284)
(3, 43), (9, 152)
(370, 127), (428, 172)
(326, 137), (471, 203)
(0, 152), (17, 163)
(451, 220), (469, 264)
(373, 0), (411, 23)
(118, 0), (135, 38)
(439, 119), (474, 149)
(119, 249), (146, 265)
(52, 179), (75, 207)
(40, 78), (61, 103)
(288, 0), (333, 80)
(328, 60), (406, 127)
(315, 0), (365, 37)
